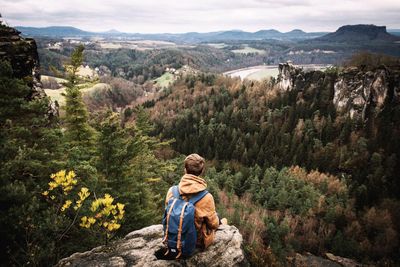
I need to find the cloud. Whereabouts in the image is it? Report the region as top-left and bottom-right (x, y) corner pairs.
(1, 0), (400, 33)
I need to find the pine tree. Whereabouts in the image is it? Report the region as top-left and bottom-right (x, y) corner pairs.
(135, 105), (154, 135)
(97, 108), (175, 233)
(0, 60), (64, 265)
(63, 45), (97, 184)
(97, 111), (130, 190)
(64, 45), (95, 149)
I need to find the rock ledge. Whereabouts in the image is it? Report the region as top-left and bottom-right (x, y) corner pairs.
(56, 224), (247, 267)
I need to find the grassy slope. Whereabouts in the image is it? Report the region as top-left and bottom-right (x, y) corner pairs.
(154, 72), (174, 88)
(44, 82), (108, 106)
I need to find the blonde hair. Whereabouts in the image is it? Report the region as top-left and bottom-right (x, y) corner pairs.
(184, 154), (205, 176)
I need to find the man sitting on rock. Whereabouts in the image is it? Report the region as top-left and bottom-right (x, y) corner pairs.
(160, 153), (227, 259)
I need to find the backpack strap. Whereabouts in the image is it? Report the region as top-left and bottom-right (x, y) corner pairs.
(162, 198), (178, 244)
(176, 201), (189, 259)
(188, 190), (209, 205)
(171, 185), (180, 198)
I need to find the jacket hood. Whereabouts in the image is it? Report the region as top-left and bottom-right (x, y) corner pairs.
(179, 174), (207, 195)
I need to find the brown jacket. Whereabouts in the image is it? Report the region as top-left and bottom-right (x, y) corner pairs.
(165, 174), (219, 249)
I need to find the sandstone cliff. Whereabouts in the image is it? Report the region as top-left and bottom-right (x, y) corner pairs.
(0, 23), (59, 118)
(56, 224), (248, 267)
(277, 62), (400, 120)
(0, 22), (44, 98)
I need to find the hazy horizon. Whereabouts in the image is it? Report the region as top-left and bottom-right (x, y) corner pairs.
(1, 0), (400, 34)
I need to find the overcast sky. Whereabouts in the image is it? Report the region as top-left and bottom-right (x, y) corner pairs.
(1, 0), (400, 33)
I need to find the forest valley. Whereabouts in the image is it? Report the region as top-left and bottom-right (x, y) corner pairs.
(1, 29), (400, 266)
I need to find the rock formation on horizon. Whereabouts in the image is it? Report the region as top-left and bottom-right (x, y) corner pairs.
(316, 24), (400, 42)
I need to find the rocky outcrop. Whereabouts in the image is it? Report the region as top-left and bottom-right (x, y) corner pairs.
(288, 252), (365, 267)
(0, 23), (59, 117)
(324, 253), (365, 267)
(277, 61), (400, 120)
(277, 62), (329, 93)
(0, 23), (44, 98)
(277, 62), (301, 91)
(289, 253), (342, 267)
(56, 224), (248, 267)
(332, 66), (400, 120)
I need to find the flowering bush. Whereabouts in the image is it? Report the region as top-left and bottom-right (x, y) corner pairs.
(42, 170), (78, 197)
(43, 170), (125, 243)
(80, 193), (125, 237)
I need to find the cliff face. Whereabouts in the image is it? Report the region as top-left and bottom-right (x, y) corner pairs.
(333, 66), (400, 120)
(0, 23), (44, 98)
(277, 62), (400, 120)
(56, 224), (248, 267)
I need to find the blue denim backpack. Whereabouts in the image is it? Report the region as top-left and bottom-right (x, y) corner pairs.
(162, 185), (208, 258)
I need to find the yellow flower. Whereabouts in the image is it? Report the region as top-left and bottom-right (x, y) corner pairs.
(48, 182), (57, 190)
(115, 214), (124, 220)
(74, 199), (83, 210)
(117, 203), (125, 211)
(42, 191), (49, 196)
(61, 200), (72, 212)
(79, 216), (90, 228)
(78, 187), (90, 201)
(103, 194), (114, 205)
(88, 217), (96, 225)
(76, 192), (125, 233)
(66, 170), (75, 180)
(47, 170), (77, 193)
(91, 199), (101, 212)
(106, 223), (121, 231)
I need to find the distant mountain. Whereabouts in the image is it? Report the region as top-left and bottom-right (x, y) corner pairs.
(283, 29), (327, 39)
(286, 29), (305, 34)
(253, 29), (282, 39)
(16, 25), (327, 42)
(102, 29), (123, 35)
(16, 26), (92, 37)
(315, 24), (400, 42)
(388, 29), (400, 36)
(212, 30), (255, 40)
(16, 25), (399, 43)
(201, 29), (327, 41)
(255, 29), (281, 35)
